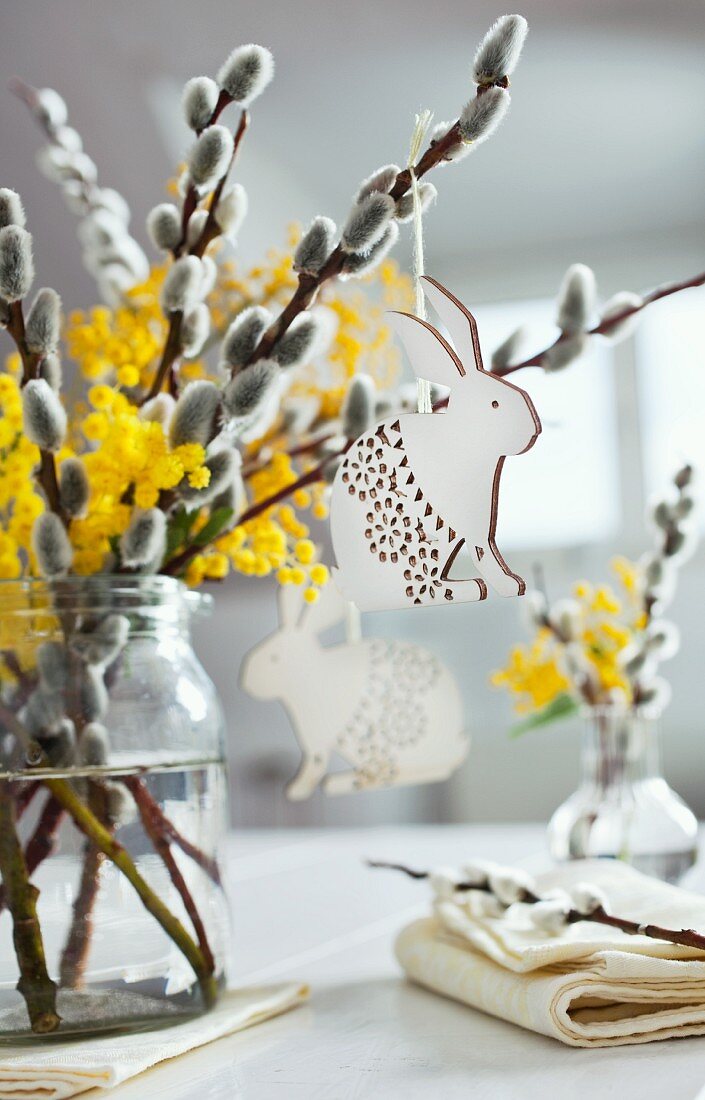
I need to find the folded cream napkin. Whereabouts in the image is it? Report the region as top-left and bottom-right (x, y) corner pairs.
(395, 859), (705, 1047)
(0, 982), (308, 1100)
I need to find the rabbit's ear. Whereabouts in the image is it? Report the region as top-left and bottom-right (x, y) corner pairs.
(300, 582), (347, 635)
(389, 310), (465, 387)
(422, 276), (485, 373)
(277, 584), (303, 630)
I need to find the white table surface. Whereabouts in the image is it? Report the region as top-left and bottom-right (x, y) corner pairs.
(109, 825), (705, 1100)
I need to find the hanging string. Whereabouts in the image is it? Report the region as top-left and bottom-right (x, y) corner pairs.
(344, 600), (362, 645)
(406, 109), (434, 415)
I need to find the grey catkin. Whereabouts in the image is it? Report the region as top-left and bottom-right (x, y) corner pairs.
(169, 380), (221, 447)
(71, 614), (129, 667)
(215, 183), (248, 238)
(428, 120), (472, 166)
(542, 333), (589, 372)
(556, 263), (597, 334)
(0, 225), (34, 301)
(473, 14), (528, 86)
(356, 164), (400, 202)
(146, 203), (182, 252)
(35, 88), (68, 129)
(342, 374), (376, 438)
(32, 512), (73, 577)
(106, 782), (136, 827)
(179, 447), (239, 503)
(22, 379), (67, 451)
(40, 720), (77, 767)
(599, 291), (643, 343)
(186, 209), (209, 248)
(25, 287), (61, 353)
(210, 471), (246, 520)
(217, 44), (274, 105)
(59, 457), (90, 518)
(222, 359), (278, 419)
(394, 183), (437, 224)
(182, 76), (219, 132)
(341, 222), (399, 277)
(160, 256), (203, 313)
(180, 303), (211, 358)
(188, 125), (234, 190)
(341, 193), (395, 254)
(79, 665), (108, 722)
(221, 306), (271, 369)
(0, 188), (26, 230)
(120, 508), (167, 569)
(139, 393), (175, 427)
(23, 688), (65, 737)
(39, 352), (62, 391)
(36, 641), (70, 692)
(272, 314), (324, 367)
(0, 298), (9, 328)
(491, 326), (527, 372)
(77, 722), (110, 767)
(459, 87), (510, 145)
(293, 216), (336, 276)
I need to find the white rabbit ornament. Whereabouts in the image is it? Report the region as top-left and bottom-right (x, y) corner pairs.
(240, 583), (468, 800)
(330, 277), (541, 612)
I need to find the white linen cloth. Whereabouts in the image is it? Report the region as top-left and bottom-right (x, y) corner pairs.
(395, 860), (705, 1047)
(0, 982), (308, 1099)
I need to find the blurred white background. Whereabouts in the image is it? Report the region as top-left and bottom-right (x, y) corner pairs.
(1, 0), (703, 826)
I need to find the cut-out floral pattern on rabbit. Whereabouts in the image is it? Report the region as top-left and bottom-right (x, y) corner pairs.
(330, 276), (541, 612)
(240, 584), (468, 800)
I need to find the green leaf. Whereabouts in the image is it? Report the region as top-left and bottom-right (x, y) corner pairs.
(508, 693), (579, 738)
(164, 508), (199, 560)
(192, 508), (235, 548)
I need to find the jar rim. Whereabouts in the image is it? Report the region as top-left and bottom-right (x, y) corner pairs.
(0, 575), (213, 617)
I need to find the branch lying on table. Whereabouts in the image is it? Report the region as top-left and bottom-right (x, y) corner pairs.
(368, 860), (705, 953)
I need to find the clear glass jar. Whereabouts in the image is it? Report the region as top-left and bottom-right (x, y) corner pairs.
(0, 576), (229, 1040)
(548, 706), (697, 883)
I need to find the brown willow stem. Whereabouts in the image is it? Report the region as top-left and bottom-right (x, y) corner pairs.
(191, 110), (249, 260)
(58, 783), (112, 989)
(43, 776), (218, 1007)
(494, 269), (705, 378)
(0, 793), (64, 915)
(247, 120), (466, 367)
(0, 781), (60, 1033)
(127, 777), (215, 973)
(124, 776), (221, 885)
(368, 861), (705, 953)
(144, 310), (184, 403)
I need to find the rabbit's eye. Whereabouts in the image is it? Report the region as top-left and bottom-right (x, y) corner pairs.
(491, 400), (499, 409)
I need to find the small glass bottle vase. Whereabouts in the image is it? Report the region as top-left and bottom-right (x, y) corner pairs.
(548, 706), (697, 883)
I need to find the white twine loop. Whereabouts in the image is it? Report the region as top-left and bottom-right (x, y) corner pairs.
(407, 109), (434, 414)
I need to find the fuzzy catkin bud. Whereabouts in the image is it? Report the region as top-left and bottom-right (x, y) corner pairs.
(59, 457), (90, 518)
(139, 393), (175, 428)
(25, 287), (61, 353)
(71, 614), (129, 667)
(0, 298), (9, 328)
(491, 326), (527, 373)
(40, 720), (76, 767)
(180, 447), (238, 503)
(77, 722), (110, 767)
(272, 314), (324, 367)
(459, 87), (510, 145)
(32, 512), (73, 577)
(356, 164), (400, 202)
(146, 203), (182, 252)
(569, 882), (608, 916)
(294, 216), (336, 276)
(222, 360), (278, 419)
(342, 374), (376, 438)
(79, 665), (108, 722)
(22, 379), (66, 451)
(188, 125), (234, 191)
(169, 380), (221, 448)
(341, 193), (395, 254)
(473, 14), (528, 86)
(215, 183), (248, 238)
(341, 222), (399, 277)
(557, 263), (596, 334)
(528, 898), (570, 936)
(0, 225), (34, 301)
(599, 291), (643, 343)
(186, 210), (209, 248)
(35, 88), (68, 129)
(542, 333), (588, 372)
(160, 256), (203, 313)
(182, 76), (219, 132)
(488, 867), (536, 905)
(217, 44), (274, 105)
(37, 352), (61, 391)
(429, 120), (472, 166)
(36, 641), (70, 692)
(0, 188), (26, 230)
(221, 306), (271, 370)
(394, 183), (437, 224)
(180, 303), (210, 358)
(120, 508), (167, 569)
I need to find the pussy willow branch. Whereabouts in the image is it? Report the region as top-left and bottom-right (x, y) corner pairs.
(493, 269), (705, 378)
(123, 776), (221, 885)
(0, 793), (64, 915)
(246, 121), (466, 368)
(10, 78), (94, 208)
(0, 782), (60, 1033)
(368, 860), (705, 953)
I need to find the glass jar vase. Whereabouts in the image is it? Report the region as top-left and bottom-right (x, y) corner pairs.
(548, 706), (697, 883)
(0, 576), (229, 1040)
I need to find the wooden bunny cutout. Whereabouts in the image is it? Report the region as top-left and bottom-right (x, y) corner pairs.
(330, 277), (541, 612)
(240, 583), (468, 800)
